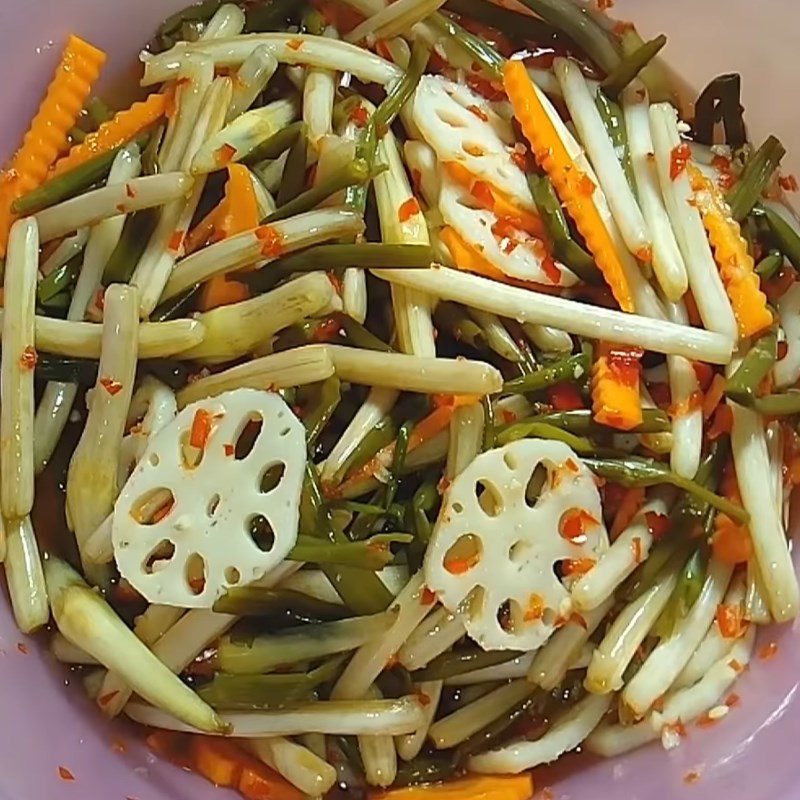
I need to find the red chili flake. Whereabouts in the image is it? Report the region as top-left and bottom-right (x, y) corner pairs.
(466, 74), (506, 102)
(19, 345), (37, 371)
(312, 317), (342, 343)
(500, 409), (517, 424)
(385, 653), (399, 670)
(16, 642), (28, 655)
(547, 383), (584, 412)
(564, 458), (580, 474)
(286, 38), (304, 51)
(716, 603), (746, 639)
(577, 173), (596, 196)
(421, 587), (437, 605)
(444, 553), (480, 575)
(167, 229), (184, 253)
(613, 20), (635, 35)
(684, 770), (701, 785)
(100, 377), (123, 396)
(729, 658), (744, 673)
(779, 174), (799, 192)
(644, 511), (671, 540)
(670, 143), (692, 180)
(327, 270), (343, 296)
(541, 256), (563, 285)
(214, 143), (237, 167)
(256, 225), (284, 257)
(416, 690), (432, 707)
(58, 766), (75, 782)
(98, 690), (120, 707)
(561, 557), (596, 577)
(652, 695), (665, 712)
(95, 287), (105, 311)
(189, 408), (212, 449)
(470, 179), (495, 209)
(596, 0), (614, 9)
(510, 143), (534, 173)
(631, 535), (643, 564)
(636, 244), (653, 263)
(467, 104), (489, 122)
(758, 641), (779, 660)
(349, 104), (369, 128)
(125, 183), (137, 199)
(115, 203), (127, 213)
(523, 593), (545, 622)
(726, 692), (741, 707)
(223, 443), (235, 457)
(696, 712), (718, 728)
(398, 197), (421, 223)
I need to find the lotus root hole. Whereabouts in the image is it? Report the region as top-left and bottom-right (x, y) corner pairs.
(225, 566), (241, 584)
(144, 539), (176, 574)
(248, 514), (275, 552)
(444, 533), (482, 575)
(260, 462), (286, 494)
(130, 488), (174, 525)
(475, 479), (503, 517)
(207, 494), (220, 517)
(235, 413), (264, 460)
(185, 553), (207, 595)
(525, 463), (550, 507)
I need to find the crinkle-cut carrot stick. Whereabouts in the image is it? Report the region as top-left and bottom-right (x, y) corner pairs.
(591, 341), (643, 431)
(502, 60), (634, 312)
(688, 165), (773, 339)
(439, 226), (560, 295)
(0, 35), (106, 255)
(50, 92), (167, 178)
(370, 774), (534, 800)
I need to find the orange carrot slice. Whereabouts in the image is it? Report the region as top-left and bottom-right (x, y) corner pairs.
(0, 35), (106, 254)
(688, 165), (773, 338)
(370, 774), (534, 800)
(502, 60), (633, 311)
(711, 459), (754, 565)
(591, 342), (643, 431)
(50, 91), (168, 178)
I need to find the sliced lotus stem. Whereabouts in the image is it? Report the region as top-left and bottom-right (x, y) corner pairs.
(33, 173), (193, 243)
(199, 2), (245, 40)
(44, 557), (224, 733)
(586, 626), (755, 757)
(649, 103), (737, 341)
(395, 679), (443, 761)
(746, 558), (771, 624)
(555, 58), (651, 259)
(322, 387), (399, 483)
(325, 345), (502, 395)
(3, 516), (48, 633)
(730, 399), (799, 622)
(65, 285), (138, 574)
(135, 77), (233, 316)
(673, 574), (745, 690)
(218, 610), (398, 674)
(247, 737), (337, 796)
(193, 97), (299, 174)
(227, 45), (278, 122)
(347, 0), (446, 42)
(159, 53), (215, 172)
(428, 679), (534, 751)
(343, 267), (368, 323)
(523, 323), (573, 354)
(528, 598), (612, 691)
(689, 165), (773, 339)
(447, 652), (536, 686)
(445, 401), (484, 481)
(143, 34), (402, 87)
(467, 310), (522, 363)
(51, 632), (99, 665)
(162, 207), (363, 300)
(585, 556), (682, 695)
(622, 557), (734, 717)
(355, 685), (398, 788)
(180, 273), (334, 363)
(96, 603), (185, 717)
(24, 316), (204, 359)
(1, 218), (38, 518)
(303, 29), (338, 152)
(469, 692), (612, 773)
(372, 267), (733, 364)
(621, 81), (688, 300)
(33, 144), (142, 476)
(177, 345), (335, 407)
(126, 695), (425, 736)
(281, 565), (409, 606)
(397, 605), (467, 671)
(40, 228), (89, 276)
(375, 128), (436, 357)
(572, 493), (670, 612)
(332, 573), (432, 700)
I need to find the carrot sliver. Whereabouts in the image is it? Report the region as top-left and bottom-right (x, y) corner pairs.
(370, 774), (534, 800)
(217, 163), (259, 238)
(502, 60), (634, 312)
(688, 165), (773, 338)
(190, 737), (242, 788)
(0, 34), (106, 254)
(591, 342), (643, 431)
(50, 91), (167, 177)
(198, 276), (251, 311)
(711, 458), (753, 564)
(610, 486), (645, 538)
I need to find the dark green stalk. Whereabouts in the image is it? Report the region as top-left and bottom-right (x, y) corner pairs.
(482, 395), (496, 451)
(33, 355), (99, 385)
(242, 121), (304, 165)
(213, 587), (347, 618)
(428, 12), (504, 82)
(38, 256), (81, 304)
(500, 408), (670, 438)
(384, 420), (413, 510)
(497, 421), (595, 453)
(333, 418), (397, 485)
(691, 74), (746, 148)
(303, 377), (342, 448)
(601, 34), (667, 98)
(444, 0), (561, 43)
(760, 203), (800, 269)
(335, 313), (394, 353)
(503, 345), (592, 393)
(756, 249), (784, 279)
(727, 136), (787, 221)
(102, 210), (158, 285)
(754, 391), (800, 417)
(414, 647), (523, 681)
(654, 546), (709, 638)
(289, 533), (412, 570)
(595, 90), (635, 190)
(150, 285), (200, 323)
(725, 331), (777, 406)
(275, 124), (308, 207)
(244, 0), (303, 32)
(393, 756), (459, 788)
(434, 302), (488, 350)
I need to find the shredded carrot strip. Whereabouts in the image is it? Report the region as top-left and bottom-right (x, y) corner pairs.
(712, 459), (753, 565)
(0, 35), (106, 255)
(702, 373), (727, 420)
(190, 409), (212, 450)
(50, 91), (167, 177)
(217, 163), (260, 238)
(688, 165), (773, 338)
(591, 342), (643, 431)
(502, 60), (633, 311)
(610, 486), (645, 538)
(370, 774), (534, 800)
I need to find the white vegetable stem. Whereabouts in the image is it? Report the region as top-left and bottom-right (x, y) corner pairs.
(200, 3), (245, 40)
(4, 516), (48, 633)
(373, 267), (733, 364)
(1, 218), (38, 519)
(346, 0), (447, 43)
(247, 737), (337, 796)
(227, 45), (278, 122)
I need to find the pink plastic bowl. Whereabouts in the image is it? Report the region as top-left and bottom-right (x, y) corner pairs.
(2, 1), (800, 798)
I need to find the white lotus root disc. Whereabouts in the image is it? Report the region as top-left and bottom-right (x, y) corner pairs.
(424, 440), (608, 651)
(112, 388), (305, 608)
